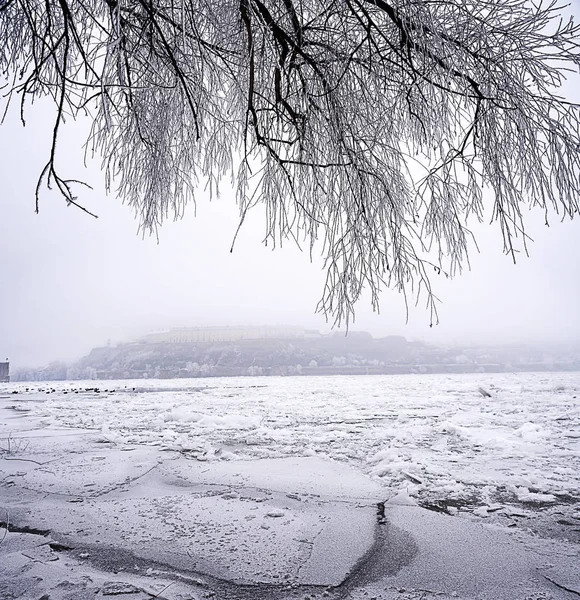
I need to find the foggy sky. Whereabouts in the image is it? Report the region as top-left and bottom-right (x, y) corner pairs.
(1, 17), (580, 368)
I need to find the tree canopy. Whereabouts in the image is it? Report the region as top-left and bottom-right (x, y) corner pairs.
(2, 0), (580, 324)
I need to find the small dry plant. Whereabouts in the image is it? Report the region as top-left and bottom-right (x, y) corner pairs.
(1, 433), (30, 457)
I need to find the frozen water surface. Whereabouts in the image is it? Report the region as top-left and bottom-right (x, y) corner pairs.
(7, 372), (579, 508)
(1, 372), (580, 599)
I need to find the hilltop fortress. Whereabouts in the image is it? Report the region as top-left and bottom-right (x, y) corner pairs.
(139, 325), (316, 344)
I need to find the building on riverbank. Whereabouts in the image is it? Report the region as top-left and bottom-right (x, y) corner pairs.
(140, 325), (308, 344)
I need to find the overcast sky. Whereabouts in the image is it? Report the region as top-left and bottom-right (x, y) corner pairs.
(1, 10), (580, 368)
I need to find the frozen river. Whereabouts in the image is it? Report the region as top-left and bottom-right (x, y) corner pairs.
(1, 371), (580, 600)
(6, 371), (580, 518)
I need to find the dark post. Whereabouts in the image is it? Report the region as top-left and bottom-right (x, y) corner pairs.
(0, 359), (10, 383)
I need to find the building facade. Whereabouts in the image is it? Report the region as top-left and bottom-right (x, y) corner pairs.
(141, 326), (306, 344)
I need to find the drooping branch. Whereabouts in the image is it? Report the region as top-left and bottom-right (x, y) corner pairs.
(1, 0), (579, 325)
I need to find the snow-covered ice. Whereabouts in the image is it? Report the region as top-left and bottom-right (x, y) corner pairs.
(1, 372), (579, 599)
(7, 372), (579, 511)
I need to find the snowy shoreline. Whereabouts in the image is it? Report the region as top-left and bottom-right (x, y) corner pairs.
(1, 372), (579, 599)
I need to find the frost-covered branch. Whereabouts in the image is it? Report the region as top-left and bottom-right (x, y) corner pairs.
(1, 0), (579, 324)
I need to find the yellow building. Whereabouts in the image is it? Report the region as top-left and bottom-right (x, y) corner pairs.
(140, 326), (306, 344)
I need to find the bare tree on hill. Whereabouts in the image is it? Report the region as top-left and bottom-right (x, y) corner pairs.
(1, 0), (579, 324)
